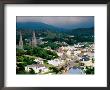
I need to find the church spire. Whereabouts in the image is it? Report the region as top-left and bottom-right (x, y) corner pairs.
(19, 31), (23, 49)
(32, 31), (37, 47)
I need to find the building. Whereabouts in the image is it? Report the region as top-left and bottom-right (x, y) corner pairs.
(31, 31), (37, 47)
(19, 31), (23, 49)
(80, 55), (90, 61)
(48, 59), (64, 66)
(25, 64), (49, 73)
(34, 58), (44, 64)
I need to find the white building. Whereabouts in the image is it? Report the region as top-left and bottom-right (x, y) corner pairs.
(48, 59), (65, 66)
(66, 50), (71, 56)
(25, 64), (49, 73)
(34, 58), (44, 64)
(74, 51), (81, 55)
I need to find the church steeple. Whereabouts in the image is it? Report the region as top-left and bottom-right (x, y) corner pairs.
(19, 31), (23, 49)
(32, 31), (37, 47)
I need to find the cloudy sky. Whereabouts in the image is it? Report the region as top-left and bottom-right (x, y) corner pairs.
(16, 16), (94, 29)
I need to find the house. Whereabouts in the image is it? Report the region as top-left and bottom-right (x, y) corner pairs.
(74, 50), (81, 55)
(82, 60), (94, 67)
(48, 59), (61, 66)
(25, 64), (49, 73)
(34, 58), (44, 64)
(80, 55), (90, 61)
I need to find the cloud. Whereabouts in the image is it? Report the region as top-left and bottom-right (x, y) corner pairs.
(16, 16), (94, 29)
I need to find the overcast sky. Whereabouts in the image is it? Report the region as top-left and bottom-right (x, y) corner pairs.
(16, 16), (94, 29)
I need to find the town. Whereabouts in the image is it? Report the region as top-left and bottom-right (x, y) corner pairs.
(16, 31), (94, 75)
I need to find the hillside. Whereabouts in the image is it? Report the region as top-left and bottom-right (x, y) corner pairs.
(16, 22), (94, 36)
(67, 27), (94, 36)
(16, 22), (67, 32)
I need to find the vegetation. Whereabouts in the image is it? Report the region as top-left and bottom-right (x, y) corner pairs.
(16, 63), (27, 74)
(16, 46), (59, 74)
(16, 56), (35, 65)
(49, 67), (60, 74)
(16, 49), (26, 56)
(38, 42), (61, 50)
(16, 26), (94, 46)
(16, 23), (94, 74)
(25, 47), (59, 60)
(48, 66), (66, 74)
(43, 60), (54, 68)
(84, 66), (94, 74)
(29, 68), (35, 74)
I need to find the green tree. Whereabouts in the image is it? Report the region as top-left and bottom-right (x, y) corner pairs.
(49, 67), (60, 74)
(29, 68), (35, 74)
(16, 49), (25, 56)
(84, 66), (94, 74)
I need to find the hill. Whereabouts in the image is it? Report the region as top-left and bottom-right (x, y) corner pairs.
(16, 22), (94, 36)
(67, 27), (94, 36)
(16, 22), (67, 33)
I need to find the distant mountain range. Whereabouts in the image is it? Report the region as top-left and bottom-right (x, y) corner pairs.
(68, 27), (94, 36)
(16, 22), (67, 32)
(16, 22), (94, 36)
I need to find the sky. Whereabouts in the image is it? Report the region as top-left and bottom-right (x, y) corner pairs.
(16, 16), (94, 29)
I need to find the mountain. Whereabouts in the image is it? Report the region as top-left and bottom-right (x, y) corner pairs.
(16, 22), (67, 32)
(16, 22), (94, 36)
(67, 27), (94, 36)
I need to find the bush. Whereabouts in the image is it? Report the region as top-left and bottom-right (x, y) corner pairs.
(84, 66), (94, 74)
(29, 68), (35, 74)
(25, 47), (59, 60)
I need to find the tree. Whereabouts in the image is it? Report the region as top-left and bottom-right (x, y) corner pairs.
(26, 47), (59, 60)
(16, 49), (25, 56)
(16, 56), (24, 62)
(84, 66), (94, 74)
(16, 63), (26, 74)
(29, 68), (35, 74)
(49, 67), (60, 74)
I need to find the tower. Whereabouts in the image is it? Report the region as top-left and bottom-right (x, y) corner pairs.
(19, 31), (23, 49)
(32, 31), (37, 47)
